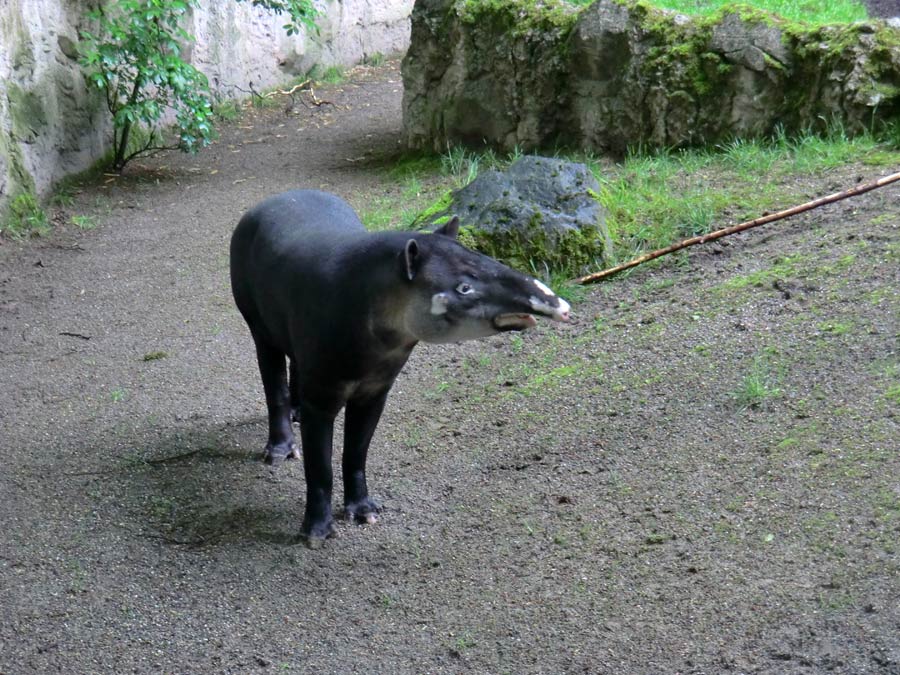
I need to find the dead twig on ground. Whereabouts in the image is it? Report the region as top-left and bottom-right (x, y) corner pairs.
(574, 170), (900, 285)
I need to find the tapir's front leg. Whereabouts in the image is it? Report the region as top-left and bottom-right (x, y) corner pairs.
(342, 390), (390, 524)
(297, 401), (337, 545)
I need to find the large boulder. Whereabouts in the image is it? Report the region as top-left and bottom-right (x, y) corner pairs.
(417, 156), (609, 275)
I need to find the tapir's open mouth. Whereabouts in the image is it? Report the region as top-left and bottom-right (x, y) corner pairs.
(494, 300), (571, 331)
(493, 293), (571, 331)
(493, 313), (538, 331)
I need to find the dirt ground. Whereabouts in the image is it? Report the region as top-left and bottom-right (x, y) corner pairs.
(1, 59), (899, 675)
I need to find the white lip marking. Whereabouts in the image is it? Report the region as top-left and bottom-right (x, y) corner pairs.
(529, 295), (571, 321)
(431, 292), (449, 315)
(529, 296), (555, 315)
(533, 278), (555, 297)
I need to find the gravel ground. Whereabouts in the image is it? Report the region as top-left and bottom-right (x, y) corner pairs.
(1, 60), (899, 674)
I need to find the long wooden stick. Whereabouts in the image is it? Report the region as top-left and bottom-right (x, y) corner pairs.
(574, 169), (900, 285)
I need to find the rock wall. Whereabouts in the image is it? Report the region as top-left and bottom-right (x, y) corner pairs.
(0, 0), (413, 216)
(403, 0), (900, 154)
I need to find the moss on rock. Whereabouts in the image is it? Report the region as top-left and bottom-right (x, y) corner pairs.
(7, 82), (48, 144)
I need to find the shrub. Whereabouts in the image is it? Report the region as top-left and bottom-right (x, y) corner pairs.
(79, 0), (215, 171)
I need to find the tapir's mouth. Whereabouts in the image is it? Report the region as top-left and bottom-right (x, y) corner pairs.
(493, 300), (571, 331)
(493, 313), (538, 331)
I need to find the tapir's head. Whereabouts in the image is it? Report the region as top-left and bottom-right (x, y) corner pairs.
(398, 218), (571, 344)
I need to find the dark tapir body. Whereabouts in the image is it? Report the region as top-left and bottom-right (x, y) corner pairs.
(231, 189), (569, 544)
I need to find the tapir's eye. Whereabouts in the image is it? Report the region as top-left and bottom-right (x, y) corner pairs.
(455, 282), (474, 295)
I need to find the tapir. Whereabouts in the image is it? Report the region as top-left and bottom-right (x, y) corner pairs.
(230, 189), (571, 544)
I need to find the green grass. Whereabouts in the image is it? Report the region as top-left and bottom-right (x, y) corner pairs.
(732, 357), (782, 410)
(364, 52), (386, 67)
(71, 214), (97, 230)
(547, 270), (590, 304)
(362, 147), (513, 231)
(886, 384), (900, 406)
(594, 125), (895, 268)
(1, 192), (49, 239)
(441, 145), (488, 187)
(360, 195), (428, 231)
(720, 255), (803, 290)
(213, 99), (241, 121)
(49, 184), (77, 208)
(636, 0), (868, 24)
(320, 65), (346, 85)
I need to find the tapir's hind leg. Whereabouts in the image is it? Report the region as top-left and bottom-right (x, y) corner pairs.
(252, 335), (300, 465)
(342, 390), (389, 524)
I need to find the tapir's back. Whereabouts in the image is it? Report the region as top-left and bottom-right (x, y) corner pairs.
(230, 190), (367, 341)
(232, 189), (364, 256)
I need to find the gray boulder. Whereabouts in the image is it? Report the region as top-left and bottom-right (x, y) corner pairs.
(417, 156), (609, 275)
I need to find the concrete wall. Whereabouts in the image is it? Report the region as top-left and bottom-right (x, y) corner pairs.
(0, 0), (413, 216)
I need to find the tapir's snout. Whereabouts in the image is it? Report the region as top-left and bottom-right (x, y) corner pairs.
(492, 278), (571, 331)
(541, 296), (571, 322)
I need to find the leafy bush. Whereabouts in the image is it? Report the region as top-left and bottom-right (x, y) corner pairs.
(79, 0), (215, 171)
(78, 0), (318, 172)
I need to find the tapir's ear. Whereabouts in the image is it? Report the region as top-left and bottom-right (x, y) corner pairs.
(402, 239), (420, 281)
(434, 216), (460, 240)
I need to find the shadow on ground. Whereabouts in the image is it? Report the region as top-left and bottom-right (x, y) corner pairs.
(104, 419), (308, 548)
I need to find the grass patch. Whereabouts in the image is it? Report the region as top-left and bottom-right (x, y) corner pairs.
(319, 65), (346, 85)
(441, 145), (488, 187)
(547, 270), (590, 304)
(886, 384), (900, 406)
(818, 320), (853, 336)
(360, 194), (431, 232)
(386, 152), (444, 181)
(641, 0), (868, 24)
(595, 125), (895, 268)
(213, 99), (242, 121)
(72, 215), (97, 230)
(363, 52), (386, 67)
(1, 192), (49, 239)
(732, 357), (782, 410)
(720, 255), (803, 290)
(49, 184), (77, 208)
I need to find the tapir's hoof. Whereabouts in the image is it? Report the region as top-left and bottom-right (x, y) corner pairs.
(300, 520), (337, 548)
(263, 442), (300, 466)
(344, 498), (381, 525)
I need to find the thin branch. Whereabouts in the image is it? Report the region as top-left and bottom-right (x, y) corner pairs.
(574, 170), (900, 285)
(261, 79), (312, 99)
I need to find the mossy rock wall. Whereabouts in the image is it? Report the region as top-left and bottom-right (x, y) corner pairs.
(402, 0), (900, 153)
(402, 0), (578, 151)
(0, 3), (110, 220)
